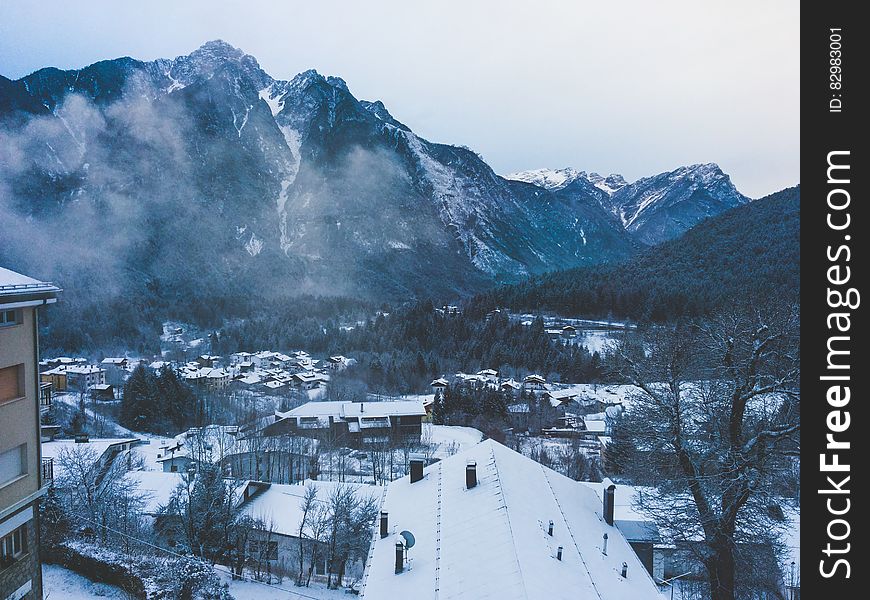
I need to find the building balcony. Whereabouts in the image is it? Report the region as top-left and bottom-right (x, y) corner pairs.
(39, 381), (53, 413)
(41, 457), (54, 483)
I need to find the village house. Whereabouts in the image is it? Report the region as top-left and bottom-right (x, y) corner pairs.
(291, 371), (329, 391)
(475, 369), (498, 383)
(522, 374), (547, 393)
(40, 364), (106, 392)
(500, 379), (521, 394)
(237, 479), (383, 581)
(39, 367), (68, 392)
(88, 383), (115, 401)
(100, 357), (129, 386)
(181, 367), (231, 391)
(361, 440), (661, 599)
(543, 389), (577, 408)
(40, 357), (87, 370)
(507, 403), (531, 431)
(429, 378), (448, 394)
(265, 401), (426, 447)
(229, 352), (253, 365)
(196, 355), (222, 368)
(41, 437), (145, 488)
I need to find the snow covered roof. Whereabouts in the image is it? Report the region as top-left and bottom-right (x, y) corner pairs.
(64, 365), (104, 375)
(583, 420), (607, 434)
(124, 471), (184, 514)
(42, 438), (141, 479)
(282, 400), (426, 420)
(0, 266), (60, 301)
(238, 480), (383, 538)
(101, 358), (127, 365)
(362, 439), (660, 600)
(430, 378), (449, 387)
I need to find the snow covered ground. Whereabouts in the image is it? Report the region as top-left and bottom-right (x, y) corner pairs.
(577, 330), (619, 355)
(42, 564), (127, 599)
(217, 571), (348, 599)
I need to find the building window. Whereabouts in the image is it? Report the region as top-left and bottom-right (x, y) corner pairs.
(0, 445), (27, 487)
(0, 309), (20, 327)
(0, 364), (24, 405)
(0, 525), (28, 569)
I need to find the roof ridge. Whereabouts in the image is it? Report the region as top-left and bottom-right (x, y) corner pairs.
(359, 483), (391, 599)
(539, 465), (604, 600)
(489, 446), (531, 599)
(434, 461), (443, 598)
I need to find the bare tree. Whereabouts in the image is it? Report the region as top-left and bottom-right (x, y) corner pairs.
(55, 444), (147, 546)
(296, 485), (318, 585)
(612, 305), (799, 600)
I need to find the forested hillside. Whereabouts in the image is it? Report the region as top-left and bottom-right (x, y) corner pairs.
(468, 186), (800, 321)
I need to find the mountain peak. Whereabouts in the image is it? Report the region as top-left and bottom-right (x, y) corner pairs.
(170, 40), (271, 91)
(505, 167), (627, 195)
(609, 163), (749, 244)
(188, 39), (247, 61)
(505, 167), (583, 191)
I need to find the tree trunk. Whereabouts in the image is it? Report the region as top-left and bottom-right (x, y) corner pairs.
(707, 541), (736, 600)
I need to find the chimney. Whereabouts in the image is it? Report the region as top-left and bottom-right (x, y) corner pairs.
(621, 562), (628, 578)
(360, 402), (364, 412)
(602, 533), (609, 556)
(556, 546), (563, 561)
(410, 454), (425, 483)
(604, 482), (616, 526)
(547, 520), (554, 536)
(395, 541), (404, 573)
(380, 511), (389, 538)
(466, 460), (477, 489)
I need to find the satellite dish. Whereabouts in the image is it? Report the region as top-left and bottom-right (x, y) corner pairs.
(400, 530), (416, 549)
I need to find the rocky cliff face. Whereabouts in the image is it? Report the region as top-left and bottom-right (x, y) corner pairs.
(1, 41), (747, 307)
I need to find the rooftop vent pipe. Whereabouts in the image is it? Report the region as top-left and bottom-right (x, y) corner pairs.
(380, 511), (389, 538)
(395, 541), (404, 573)
(410, 454), (425, 483)
(604, 482), (616, 526)
(466, 460), (477, 489)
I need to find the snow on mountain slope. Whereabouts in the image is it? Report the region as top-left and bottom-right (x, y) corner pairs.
(509, 163), (748, 246)
(506, 167), (584, 191)
(1, 40), (746, 305)
(608, 163), (750, 245)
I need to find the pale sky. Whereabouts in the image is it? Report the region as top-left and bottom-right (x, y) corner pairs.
(0, 0), (799, 198)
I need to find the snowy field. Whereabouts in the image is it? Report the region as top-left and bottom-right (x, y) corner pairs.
(576, 330), (619, 355)
(43, 564), (127, 599)
(218, 571), (348, 599)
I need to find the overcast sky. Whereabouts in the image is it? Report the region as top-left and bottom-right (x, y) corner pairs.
(0, 1), (799, 198)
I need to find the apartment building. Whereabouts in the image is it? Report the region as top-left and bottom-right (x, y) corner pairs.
(1, 267), (60, 600)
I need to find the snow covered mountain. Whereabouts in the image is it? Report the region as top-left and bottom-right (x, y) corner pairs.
(1, 41), (642, 303)
(508, 168), (627, 196)
(1, 40), (748, 310)
(508, 165), (748, 245)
